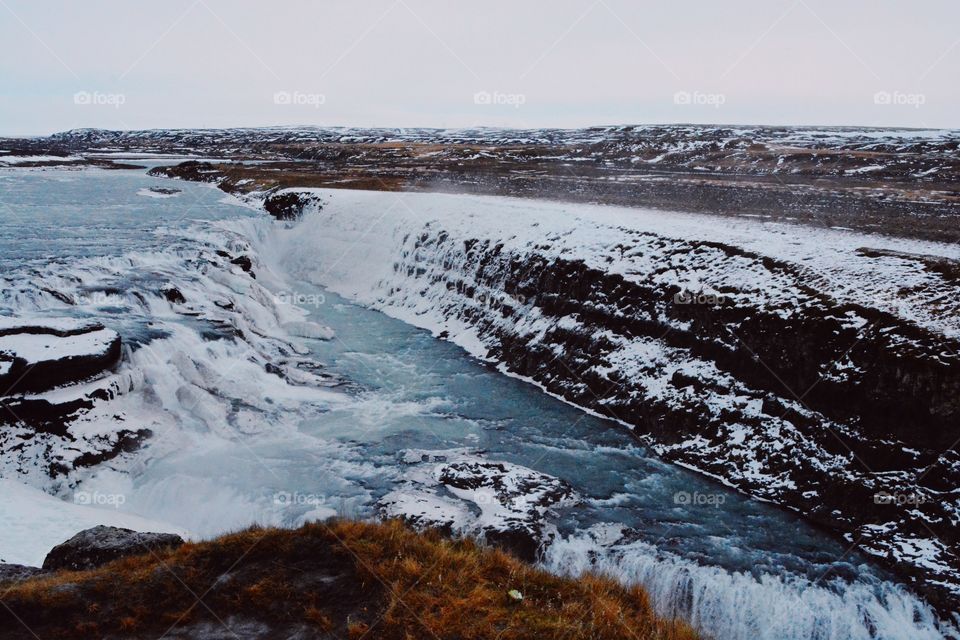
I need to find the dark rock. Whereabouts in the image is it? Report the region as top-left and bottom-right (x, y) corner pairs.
(0, 319), (122, 395)
(263, 190), (322, 221)
(229, 255), (255, 277)
(42, 526), (184, 571)
(482, 529), (541, 563)
(71, 429), (152, 468)
(0, 395), (92, 435)
(161, 286), (186, 304)
(147, 186), (181, 196)
(0, 564), (46, 584)
(147, 161), (223, 184)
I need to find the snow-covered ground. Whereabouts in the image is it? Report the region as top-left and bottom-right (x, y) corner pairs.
(0, 155), (82, 166)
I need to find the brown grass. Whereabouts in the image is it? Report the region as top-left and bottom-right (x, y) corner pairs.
(0, 519), (698, 640)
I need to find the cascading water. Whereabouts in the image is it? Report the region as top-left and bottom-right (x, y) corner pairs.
(0, 167), (956, 640)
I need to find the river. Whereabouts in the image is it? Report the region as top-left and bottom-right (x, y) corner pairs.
(0, 165), (952, 640)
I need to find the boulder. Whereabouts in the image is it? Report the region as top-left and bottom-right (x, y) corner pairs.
(42, 526), (184, 571)
(160, 285), (186, 304)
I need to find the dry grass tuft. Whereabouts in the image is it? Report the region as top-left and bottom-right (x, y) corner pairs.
(0, 519), (698, 640)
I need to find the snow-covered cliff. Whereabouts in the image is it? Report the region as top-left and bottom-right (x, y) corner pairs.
(263, 187), (960, 613)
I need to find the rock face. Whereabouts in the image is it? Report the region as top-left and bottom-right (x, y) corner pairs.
(0, 564), (46, 584)
(0, 318), (121, 395)
(42, 526), (184, 571)
(287, 188), (960, 615)
(262, 189), (323, 221)
(0, 318), (132, 451)
(379, 451), (578, 561)
(146, 160), (223, 184)
(401, 229), (960, 611)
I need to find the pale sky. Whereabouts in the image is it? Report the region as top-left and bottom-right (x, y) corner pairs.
(1, 0), (957, 136)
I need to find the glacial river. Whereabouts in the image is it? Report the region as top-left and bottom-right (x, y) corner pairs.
(0, 165), (953, 640)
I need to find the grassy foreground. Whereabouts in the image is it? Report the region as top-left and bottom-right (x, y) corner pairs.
(0, 519), (698, 640)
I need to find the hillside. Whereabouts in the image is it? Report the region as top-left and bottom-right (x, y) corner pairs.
(0, 519), (697, 640)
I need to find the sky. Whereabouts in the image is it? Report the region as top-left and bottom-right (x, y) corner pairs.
(0, 0), (957, 136)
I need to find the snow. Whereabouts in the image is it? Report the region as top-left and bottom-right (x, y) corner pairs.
(0, 479), (189, 567)
(845, 164), (884, 174)
(268, 188), (960, 339)
(379, 449), (577, 545)
(0, 317), (101, 334)
(0, 327), (117, 364)
(0, 155), (82, 166)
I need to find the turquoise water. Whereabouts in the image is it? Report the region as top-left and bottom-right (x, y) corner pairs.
(0, 165), (951, 640)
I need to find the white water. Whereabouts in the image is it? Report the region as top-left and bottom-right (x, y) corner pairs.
(545, 527), (949, 640)
(0, 168), (955, 639)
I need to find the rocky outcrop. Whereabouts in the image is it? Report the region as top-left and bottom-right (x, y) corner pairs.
(379, 451), (578, 561)
(0, 318), (121, 395)
(262, 189), (323, 221)
(147, 162), (324, 221)
(0, 318), (123, 439)
(1, 526), (183, 585)
(0, 318), (151, 481)
(42, 526), (184, 571)
(147, 160), (223, 184)
(0, 564), (45, 584)
(0, 520), (695, 640)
